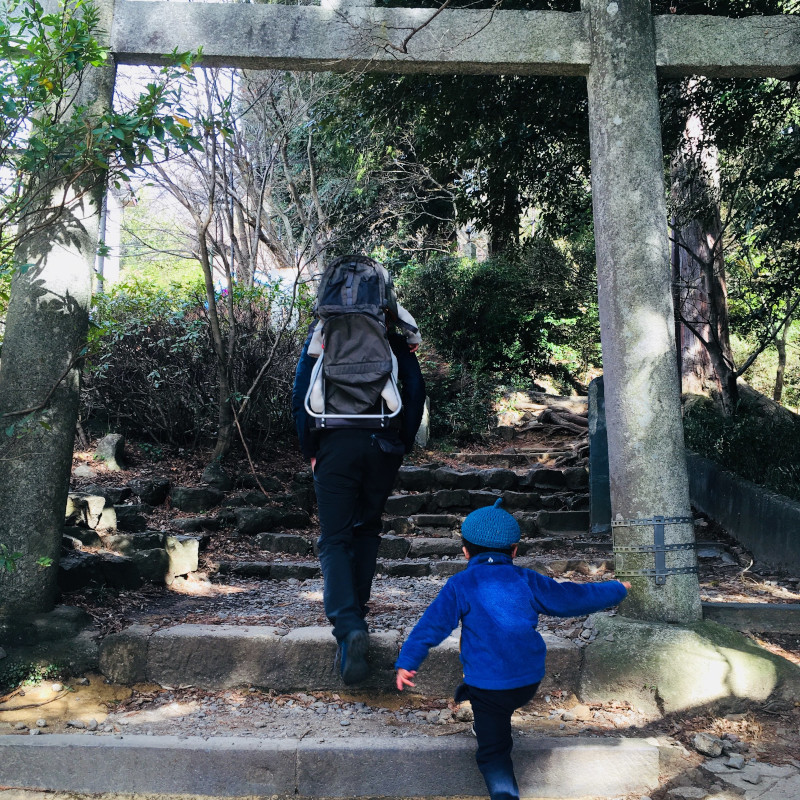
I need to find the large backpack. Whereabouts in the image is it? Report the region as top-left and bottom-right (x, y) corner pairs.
(304, 255), (402, 427)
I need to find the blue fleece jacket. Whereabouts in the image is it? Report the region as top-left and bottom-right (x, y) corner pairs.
(395, 553), (628, 690)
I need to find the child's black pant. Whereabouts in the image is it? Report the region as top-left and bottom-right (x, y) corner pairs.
(455, 681), (541, 800)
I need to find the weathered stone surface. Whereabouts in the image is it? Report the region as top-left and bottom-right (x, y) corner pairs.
(274, 509), (312, 530)
(470, 490), (502, 509)
(411, 514), (461, 529)
(201, 460), (234, 491)
(217, 561), (272, 578)
(536, 509), (589, 536)
(693, 732), (723, 757)
(702, 601), (800, 634)
(147, 624), (287, 689)
(237, 473), (284, 492)
(514, 512), (540, 537)
(395, 466), (435, 491)
(171, 486), (224, 513)
(0, 731), (298, 795)
(131, 548), (170, 583)
(409, 538), (463, 558)
(234, 506), (311, 532)
(170, 516), (220, 532)
(525, 467), (567, 489)
(128, 477), (171, 506)
(113, 504), (153, 532)
(501, 490), (541, 510)
(568, 494), (590, 511)
(65, 493), (107, 528)
(81, 484), (132, 504)
(111, 3), (596, 76)
(702, 757), (800, 797)
(580, 615), (800, 716)
(289, 486), (316, 512)
(270, 562), (320, 581)
(0, 605), (94, 646)
(433, 467), (482, 490)
(377, 535), (411, 559)
(540, 493), (568, 510)
(104, 530), (166, 554)
(585, 0), (700, 624)
(165, 535), (199, 579)
(384, 493), (429, 515)
(95, 505), (117, 531)
(63, 533), (84, 551)
(479, 468), (518, 490)
(430, 560), (468, 577)
(383, 516), (414, 536)
(256, 532), (312, 556)
(58, 551), (144, 592)
(432, 489), (471, 509)
(563, 465), (589, 490)
(95, 433), (126, 471)
(380, 561), (430, 578)
(58, 552), (100, 592)
(65, 525), (103, 548)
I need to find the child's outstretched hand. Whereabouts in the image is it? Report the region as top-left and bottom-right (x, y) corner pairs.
(621, 581), (632, 590)
(396, 668), (417, 691)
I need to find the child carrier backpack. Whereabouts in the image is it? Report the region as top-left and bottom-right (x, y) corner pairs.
(304, 255), (403, 428)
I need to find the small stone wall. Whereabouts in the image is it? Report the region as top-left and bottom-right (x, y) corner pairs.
(687, 452), (800, 575)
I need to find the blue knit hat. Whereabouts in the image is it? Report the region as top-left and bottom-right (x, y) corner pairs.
(461, 498), (520, 549)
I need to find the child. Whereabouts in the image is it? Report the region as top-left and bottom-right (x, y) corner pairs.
(395, 498), (630, 800)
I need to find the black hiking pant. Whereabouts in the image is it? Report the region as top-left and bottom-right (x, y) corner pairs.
(455, 682), (541, 800)
(313, 428), (403, 642)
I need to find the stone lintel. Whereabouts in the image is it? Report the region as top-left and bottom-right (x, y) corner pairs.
(111, 3), (591, 76)
(112, 3), (799, 79)
(656, 14), (800, 79)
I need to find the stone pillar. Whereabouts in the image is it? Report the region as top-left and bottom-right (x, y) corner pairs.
(0, 0), (116, 619)
(582, 0), (700, 622)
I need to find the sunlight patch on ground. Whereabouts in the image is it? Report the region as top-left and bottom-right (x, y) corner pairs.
(169, 579), (248, 597)
(119, 700), (200, 724)
(379, 586), (415, 597)
(0, 676), (131, 728)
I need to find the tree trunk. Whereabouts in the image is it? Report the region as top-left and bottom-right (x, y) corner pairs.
(0, 0), (115, 619)
(670, 103), (737, 413)
(774, 311), (791, 403)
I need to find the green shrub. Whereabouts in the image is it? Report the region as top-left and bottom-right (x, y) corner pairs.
(82, 278), (312, 449)
(683, 398), (800, 502)
(396, 240), (600, 384)
(416, 351), (497, 444)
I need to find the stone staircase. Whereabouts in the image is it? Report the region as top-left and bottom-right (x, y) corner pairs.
(0, 403), (671, 799)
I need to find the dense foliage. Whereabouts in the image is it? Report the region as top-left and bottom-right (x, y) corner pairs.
(683, 397), (800, 502)
(394, 239), (600, 441)
(397, 239), (599, 379)
(0, 0), (201, 273)
(81, 280), (312, 450)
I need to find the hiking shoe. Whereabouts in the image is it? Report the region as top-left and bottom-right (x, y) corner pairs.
(339, 629), (369, 685)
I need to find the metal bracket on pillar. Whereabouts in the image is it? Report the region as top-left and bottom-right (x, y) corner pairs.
(612, 515), (697, 585)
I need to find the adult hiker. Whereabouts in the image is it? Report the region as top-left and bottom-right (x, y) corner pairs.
(292, 254), (426, 684)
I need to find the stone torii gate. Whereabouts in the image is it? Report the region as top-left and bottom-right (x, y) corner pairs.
(1, 0), (798, 623)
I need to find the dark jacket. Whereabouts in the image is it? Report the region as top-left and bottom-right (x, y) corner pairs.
(291, 322), (426, 459)
(395, 553), (628, 690)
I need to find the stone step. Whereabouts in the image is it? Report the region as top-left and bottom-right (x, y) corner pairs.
(394, 465), (589, 493)
(98, 624), (582, 697)
(215, 553), (614, 581)
(453, 450), (573, 466)
(0, 732), (659, 799)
